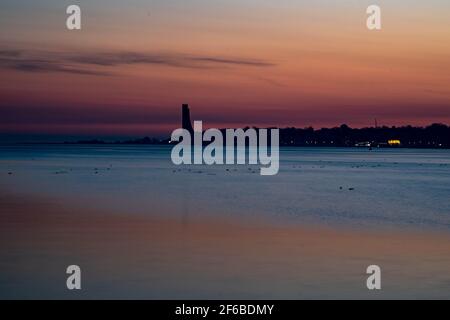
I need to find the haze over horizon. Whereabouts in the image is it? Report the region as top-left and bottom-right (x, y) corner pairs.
(1, 0), (449, 140)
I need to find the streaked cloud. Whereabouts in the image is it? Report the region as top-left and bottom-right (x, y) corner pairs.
(0, 48), (275, 76)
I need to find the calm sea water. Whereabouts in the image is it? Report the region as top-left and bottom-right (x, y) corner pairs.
(1, 145), (450, 299)
(1, 145), (449, 231)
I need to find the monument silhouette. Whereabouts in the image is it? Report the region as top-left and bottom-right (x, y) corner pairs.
(68, 105), (449, 148)
(182, 104), (194, 133)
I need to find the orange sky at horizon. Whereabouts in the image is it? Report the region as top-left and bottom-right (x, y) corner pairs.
(1, 0), (449, 136)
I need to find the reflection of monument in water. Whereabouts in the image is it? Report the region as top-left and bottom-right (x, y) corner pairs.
(181, 104), (193, 227)
(182, 104), (194, 134)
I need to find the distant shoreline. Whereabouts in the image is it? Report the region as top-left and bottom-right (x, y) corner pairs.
(0, 142), (449, 150)
(2, 123), (448, 148)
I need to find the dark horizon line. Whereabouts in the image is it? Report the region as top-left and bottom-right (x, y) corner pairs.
(1, 122), (449, 148)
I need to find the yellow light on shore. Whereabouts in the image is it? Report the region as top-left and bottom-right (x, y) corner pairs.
(388, 140), (401, 146)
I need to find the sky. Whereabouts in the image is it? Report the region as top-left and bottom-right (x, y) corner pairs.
(1, 0), (449, 140)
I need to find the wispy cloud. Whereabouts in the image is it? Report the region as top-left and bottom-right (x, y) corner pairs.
(0, 50), (22, 58)
(187, 56), (275, 67)
(0, 50), (111, 76)
(68, 52), (276, 69)
(0, 48), (275, 76)
(10, 60), (111, 76)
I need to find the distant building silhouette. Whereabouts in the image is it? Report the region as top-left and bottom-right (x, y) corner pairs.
(182, 104), (194, 133)
(66, 106), (450, 148)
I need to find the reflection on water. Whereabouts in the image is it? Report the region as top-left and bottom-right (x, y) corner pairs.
(0, 145), (450, 299)
(1, 145), (449, 230)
